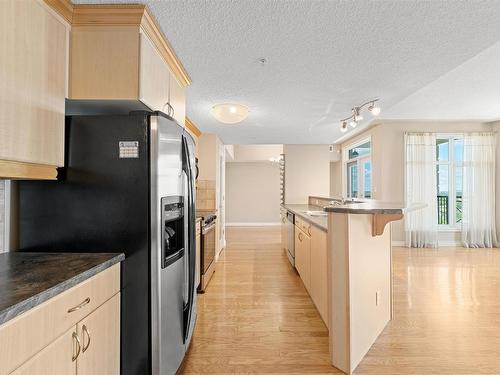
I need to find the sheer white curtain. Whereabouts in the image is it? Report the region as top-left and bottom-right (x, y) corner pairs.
(462, 133), (498, 248)
(405, 133), (438, 248)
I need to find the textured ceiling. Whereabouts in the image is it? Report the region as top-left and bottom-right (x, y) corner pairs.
(74, 0), (500, 144)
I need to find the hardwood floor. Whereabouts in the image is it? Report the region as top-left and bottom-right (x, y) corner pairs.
(182, 227), (339, 374)
(182, 227), (500, 374)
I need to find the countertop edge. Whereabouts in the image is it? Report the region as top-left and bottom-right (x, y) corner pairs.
(324, 203), (427, 214)
(0, 253), (125, 326)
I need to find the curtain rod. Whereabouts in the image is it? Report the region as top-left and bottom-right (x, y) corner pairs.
(404, 131), (497, 135)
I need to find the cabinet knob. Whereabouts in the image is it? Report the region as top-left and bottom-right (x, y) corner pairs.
(298, 232), (303, 241)
(72, 332), (81, 362)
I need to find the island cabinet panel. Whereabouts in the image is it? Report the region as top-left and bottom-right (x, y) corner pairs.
(10, 327), (76, 375)
(295, 225), (311, 293)
(76, 293), (120, 375)
(0, 0), (67, 168)
(0, 264), (120, 375)
(310, 226), (328, 328)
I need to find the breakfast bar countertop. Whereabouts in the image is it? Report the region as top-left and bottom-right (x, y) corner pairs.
(0, 252), (124, 325)
(324, 201), (427, 215)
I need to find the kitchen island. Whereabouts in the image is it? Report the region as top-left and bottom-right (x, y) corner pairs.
(324, 199), (425, 374)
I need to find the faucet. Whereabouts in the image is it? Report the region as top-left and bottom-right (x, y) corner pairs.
(329, 197), (346, 206)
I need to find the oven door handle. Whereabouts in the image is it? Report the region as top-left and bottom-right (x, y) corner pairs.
(202, 222), (216, 234)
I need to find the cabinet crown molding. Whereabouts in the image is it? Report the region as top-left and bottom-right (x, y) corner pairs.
(45, 0), (192, 87)
(185, 117), (202, 138)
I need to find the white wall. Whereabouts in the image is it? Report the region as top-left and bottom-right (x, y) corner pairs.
(330, 161), (342, 197)
(340, 121), (498, 243)
(284, 145), (331, 204)
(225, 162), (280, 224)
(231, 144), (283, 162)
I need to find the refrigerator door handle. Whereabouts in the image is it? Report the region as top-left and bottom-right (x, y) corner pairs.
(181, 136), (196, 343)
(182, 171), (189, 305)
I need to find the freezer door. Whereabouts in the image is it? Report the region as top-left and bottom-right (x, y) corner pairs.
(150, 114), (186, 375)
(182, 132), (197, 349)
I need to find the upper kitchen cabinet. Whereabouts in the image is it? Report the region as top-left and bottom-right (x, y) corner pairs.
(69, 5), (190, 126)
(0, 0), (69, 178)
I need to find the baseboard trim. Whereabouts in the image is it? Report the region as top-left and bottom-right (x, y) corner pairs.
(392, 241), (462, 247)
(225, 222), (281, 227)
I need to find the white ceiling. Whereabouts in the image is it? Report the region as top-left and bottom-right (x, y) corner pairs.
(74, 0), (500, 144)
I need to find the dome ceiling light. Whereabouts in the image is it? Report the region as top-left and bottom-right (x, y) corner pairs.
(339, 99), (381, 132)
(211, 103), (249, 124)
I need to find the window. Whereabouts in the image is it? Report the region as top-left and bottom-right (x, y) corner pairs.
(436, 135), (463, 228)
(344, 139), (372, 198)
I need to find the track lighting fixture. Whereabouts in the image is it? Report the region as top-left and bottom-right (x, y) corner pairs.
(339, 99), (380, 132)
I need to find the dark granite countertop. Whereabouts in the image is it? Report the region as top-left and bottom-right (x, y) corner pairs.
(0, 252), (124, 325)
(282, 204), (328, 231)
(324, 200), (426, 214)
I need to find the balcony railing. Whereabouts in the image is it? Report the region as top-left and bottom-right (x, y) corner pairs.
(437, 195), (462, 225)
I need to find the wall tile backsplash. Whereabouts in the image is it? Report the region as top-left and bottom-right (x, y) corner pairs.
(196, 179), (216, 210)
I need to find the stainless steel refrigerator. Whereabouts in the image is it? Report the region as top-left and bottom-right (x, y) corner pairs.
(18, 111), (197, 375)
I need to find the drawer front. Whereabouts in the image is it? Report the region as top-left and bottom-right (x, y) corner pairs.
(295, 216), (312, 236)
(0, 264), (120, 375)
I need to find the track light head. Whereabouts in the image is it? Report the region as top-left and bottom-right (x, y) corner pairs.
(368, 103), (381, 116)
(340, 121), (348, 132)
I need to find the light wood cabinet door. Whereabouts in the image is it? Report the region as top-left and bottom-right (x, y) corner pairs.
(76, 294), (120, 375)
(11, 328), (76, 375)
(169, 73), (186, 126)
(295, 226), (311, 292)
(139, 32), (170, 112)
(0, 0), (67, 167)
(310, 226), (328, 327)
(196, 233), (201, 288)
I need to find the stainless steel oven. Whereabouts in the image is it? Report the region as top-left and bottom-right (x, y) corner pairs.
(199, 214), (217, 292)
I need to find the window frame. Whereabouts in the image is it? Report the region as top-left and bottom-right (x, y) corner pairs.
(342, 137), (372, 199)
(436, 133), (463, 231)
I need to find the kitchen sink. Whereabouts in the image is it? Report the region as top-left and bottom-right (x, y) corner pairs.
(303, 210), (328, 217)
(329, 199), (364, 206)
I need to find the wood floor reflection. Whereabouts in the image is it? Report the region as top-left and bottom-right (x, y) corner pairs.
(182, 227), (500, 374)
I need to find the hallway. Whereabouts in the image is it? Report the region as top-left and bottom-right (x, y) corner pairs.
(182, 227), (500, 374)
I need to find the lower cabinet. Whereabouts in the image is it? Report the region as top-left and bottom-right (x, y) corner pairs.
(11, 328), (75, 375)
(1, 264), (121, 375)
(11, 294), (120, 375)
(76, 294), (120, 375)
(295, 221), (328, 328)
(295, 225), (311, 292)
